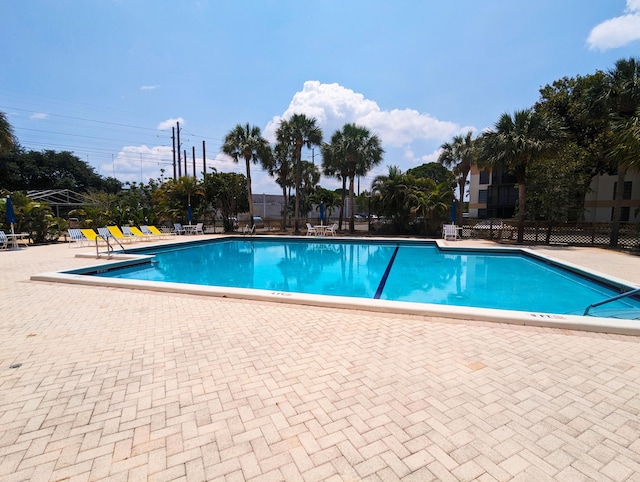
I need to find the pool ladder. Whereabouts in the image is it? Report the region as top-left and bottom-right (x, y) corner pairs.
(583, 287), (640, 316)
(94, 234), (125, 259)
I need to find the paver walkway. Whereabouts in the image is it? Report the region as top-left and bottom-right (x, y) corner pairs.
(1, 239), (640, 481)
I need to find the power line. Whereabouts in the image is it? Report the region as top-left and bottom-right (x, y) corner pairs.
(0, 105), (166, 133)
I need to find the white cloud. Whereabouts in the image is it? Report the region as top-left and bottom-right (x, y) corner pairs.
(157, 117), (184, 130)
(104, 145), (174, 183)
(140, 85), (159, 91)
(30, 112), (48, 120)
(587, 0), (640, 50)
(403, 146), (442, 165)
(264, 81), (468, 148)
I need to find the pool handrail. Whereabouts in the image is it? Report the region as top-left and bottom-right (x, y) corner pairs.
(583, 287), (640, 316)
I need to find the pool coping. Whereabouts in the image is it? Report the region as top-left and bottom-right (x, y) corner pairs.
(31, 236), (640, 336)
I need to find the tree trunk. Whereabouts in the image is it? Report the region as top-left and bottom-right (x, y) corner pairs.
(281, 185), (287, 230)
(338, 177), (347, 230)
(245, 157), (253, 226)
(609, 168), (626, 247)
(517, 181), (526, 244)
(349, 176), (355, 234)
(457, 179), (465, 222)
(294, 143), (302, 233)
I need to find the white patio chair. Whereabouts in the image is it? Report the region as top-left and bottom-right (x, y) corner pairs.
(325, 223), (338, 236)
(194, 222), (204, 235)
(306, 223), (318, 236)
(0, 231), (8, 250)
(174, 223), (186, 235)
(442, 224), (459, 241)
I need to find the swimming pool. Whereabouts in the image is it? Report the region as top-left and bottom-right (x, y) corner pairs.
(87, 238), (640, 318)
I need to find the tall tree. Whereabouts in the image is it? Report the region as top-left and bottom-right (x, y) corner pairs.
(321, 123), (384, 233)
(0, 111), (17, 154)
(406, 162), (455, 186)
(222, 123), (272, 226)
(438, 131), (476, 222)
(597, 57), (640, 246)
(276, 114), (323, 232)
(371, 165), (413, 232)
(154, 176), (204, 225)
(479, 109), (563, 244)
(202, 171), (248, 232)
(321, 142), (349, 230)
(535, 73), (612, 221)
(266, 142), (294, 229)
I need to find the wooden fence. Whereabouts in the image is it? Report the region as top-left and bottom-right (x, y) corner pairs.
(461, 220), (640, 250)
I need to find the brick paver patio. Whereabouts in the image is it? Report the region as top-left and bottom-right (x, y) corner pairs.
(1, 239), (640, 481)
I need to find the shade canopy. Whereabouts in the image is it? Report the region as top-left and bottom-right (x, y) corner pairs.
(6, 196), (16, 227)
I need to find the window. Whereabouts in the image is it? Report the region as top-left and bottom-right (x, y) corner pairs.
(479, 171), (490, 185)
(478, 189), (488, 204)
(611, 206), (630, 222)
(613, 181), (632, 200)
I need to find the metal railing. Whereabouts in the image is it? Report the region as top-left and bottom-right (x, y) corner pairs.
(94, 234), (125, 259)
(583, 287), (640, 316)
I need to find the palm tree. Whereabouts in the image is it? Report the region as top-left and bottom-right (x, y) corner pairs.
(598, 57), (640, 246)
(267, 142), (294, 229)
(371, 165), (413, 232)
(276, 114), (323, 232)
(0, 111), (17, 153)
(321, 123), (384, 233)
(222, 123), (272, 226)
(409, 179), (453, 233)
(438, 131), (476, 222)
(479, 109), (562, 244)
(154, 176), (204, 224)
(321, 141), (349, 230)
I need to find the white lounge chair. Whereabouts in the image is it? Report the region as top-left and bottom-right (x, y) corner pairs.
(306, 223), (318, 236)
(442, 224), (459, 241)
(242, 224), (255, 236)
(121, 226), (137, 239)
(68, 228), (88, 247)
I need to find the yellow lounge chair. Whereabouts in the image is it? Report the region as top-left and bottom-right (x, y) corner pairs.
(106, 226), (135, 243)
(129, 226), (155, 240)
(80, 228), (104, 245)
(147, 225), (173, 237)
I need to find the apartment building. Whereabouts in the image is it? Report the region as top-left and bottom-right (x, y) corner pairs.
(467, 165), (640, 222)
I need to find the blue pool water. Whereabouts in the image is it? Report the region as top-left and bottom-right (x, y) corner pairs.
(93, 238), (640, 317)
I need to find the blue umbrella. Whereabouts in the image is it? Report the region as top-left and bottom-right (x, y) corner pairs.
(319, 202), (325, 225)
(187, 204), (193, 224)
(450, 199), (457, 223)
(6, 196), (16, 233)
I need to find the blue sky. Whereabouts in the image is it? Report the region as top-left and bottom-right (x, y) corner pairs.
(2, 0), (640, 194)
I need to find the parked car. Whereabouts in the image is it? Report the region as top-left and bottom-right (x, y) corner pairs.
(252, 216), (264, 229)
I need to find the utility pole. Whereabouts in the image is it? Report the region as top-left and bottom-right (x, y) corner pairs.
(172, 127), (177, 179)
(192, 146), (196, 177)
(177, 121), (182, 178)
(184, 150), (187, 177)
(202, 140), (206, 175)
